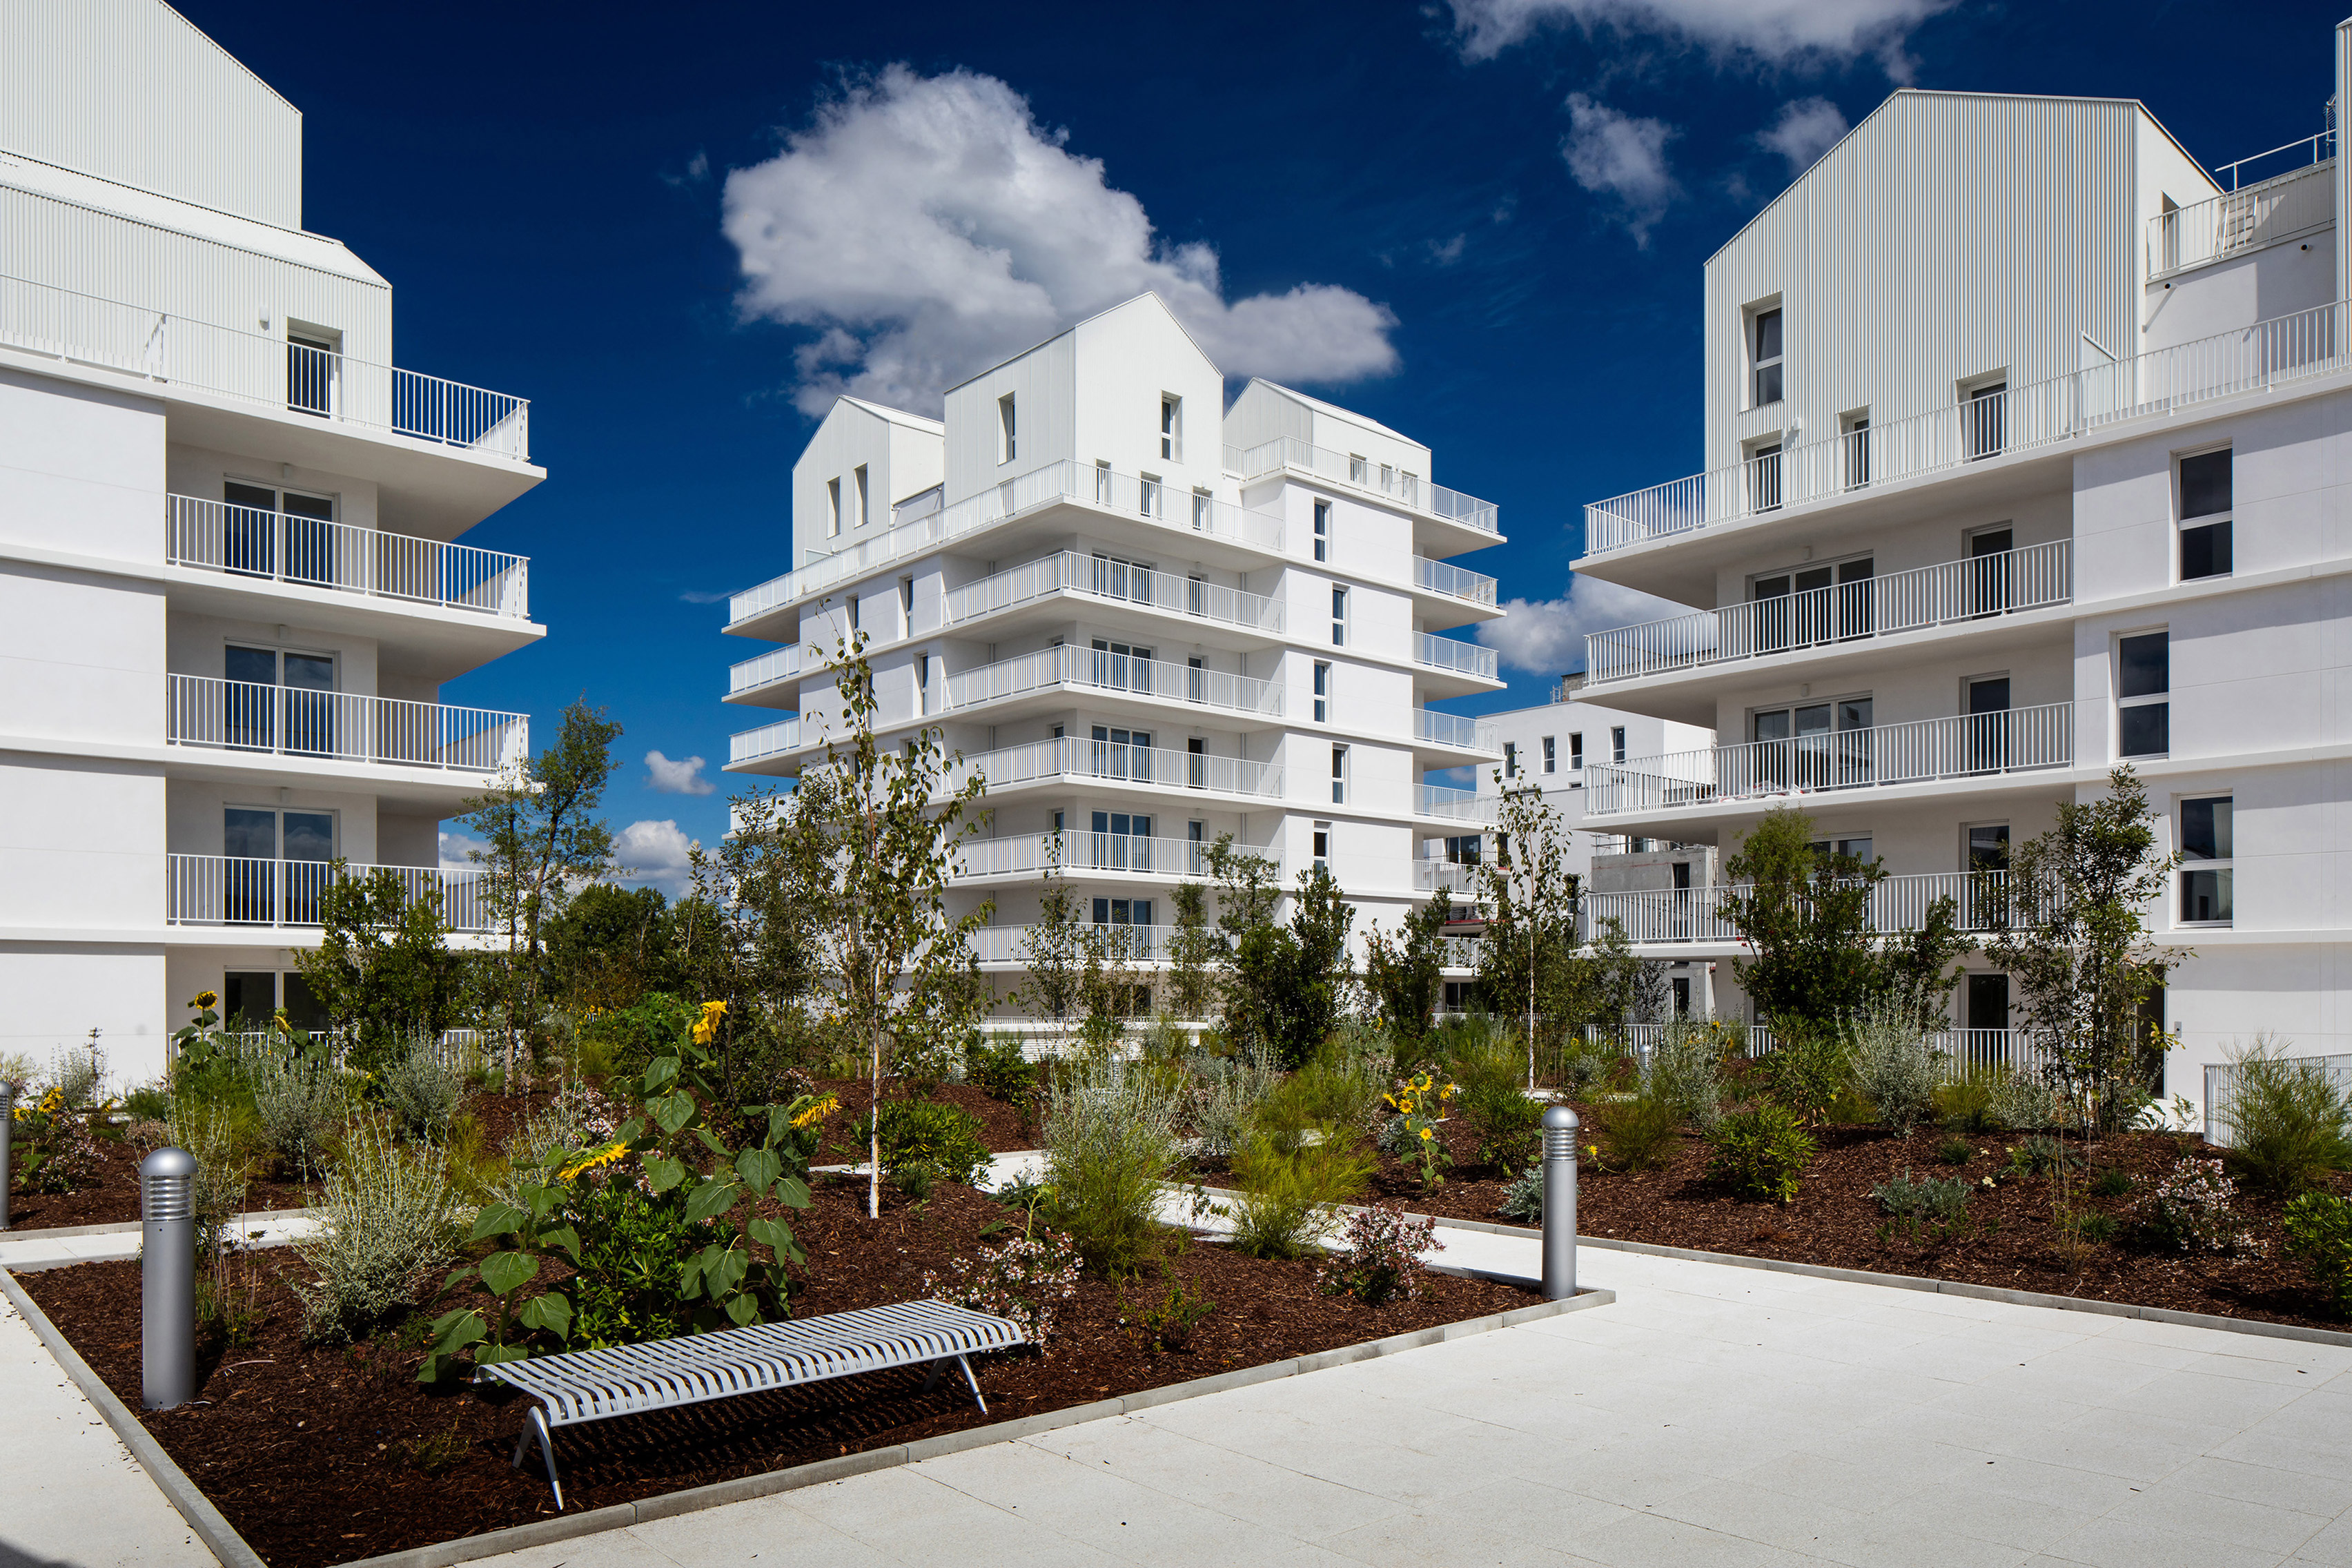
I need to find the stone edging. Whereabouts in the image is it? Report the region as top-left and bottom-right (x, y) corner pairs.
(0, 1206), (320, 1245)
(0, 1266), (267, 1568)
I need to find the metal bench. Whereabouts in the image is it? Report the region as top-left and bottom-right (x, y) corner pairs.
(479, 1299), (1028, 1508)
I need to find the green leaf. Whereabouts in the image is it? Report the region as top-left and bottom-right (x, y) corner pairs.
(772, 1175), (812, 1211)
(684, 1177), (741, 1226)
(474, 1344), (533, 1366)
(694, 1126), (730, 1159)
(678, 1249), (709, 1297)
(736, 1146), (781, 1193)
(616, 1116), (647, 1145)
(479, 1251), (540, 1297)
(723, 1291), (759, 1326)
(765, 1106), (792, 1146)
(704, 1242), (749, 1295)
(643, 1056), (680, 1090)
(654, 1090), (697, 1135)
(539, 1224), (583, 1264)
(435, 1265), (479, 1300)
(518, 1293), (573, 1340)
(469, 1202), (527, 1242)
(644, 1153), (686, 1193)
(424, 1308), (487, 1356)
(748, 1215), (805, 1266)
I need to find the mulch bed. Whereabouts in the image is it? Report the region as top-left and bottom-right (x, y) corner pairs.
(4, 1136), (313, 1231)
(1366, 1106), (2350, 1331)
(21, 1173), (1529, 1568)
(811, 1076), (1035, 1157)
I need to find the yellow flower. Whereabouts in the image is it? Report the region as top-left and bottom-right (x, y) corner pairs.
(791, 1092), (841, 1130)
(692, 998), (729, 1045)
(190, 990), (218, 1010)
(1418, 1127), (1435, 1142)
(556, 1141), (631, 1182)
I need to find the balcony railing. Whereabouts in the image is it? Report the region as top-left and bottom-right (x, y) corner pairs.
(1585, 297), (2352, 554)
(1416, 859), (1483, 894)
(729, 460), (1284, 625)
(728, 645), (802, 696)
(1413, 555), (1500, 606)
(975, 923), (1176, 963)
(0, 273), (529, 459)
(956, 831), (1223, 881)
(1585, 540), (2073, 685)
(1585, 1023), (2048, 1081)
(1416, 782), (1493, 822)
(2150, 159), (2333, 278)
(941, 645), (1281, 720)
(941, 550), (1284, 636)
(166, 675), (527, 772)
(1415, 631), (1498, 681)
(1235, 436), (1500, 533)
(166, 496), (529, 618)
(948, 735), (1284, 801)
(729, 716), (800, 765)
(1587, 702), (2072, 817)
(166, 854), (491, 931)
(1413, 709), (1502, 751)
(1581, 870), (2022, 945)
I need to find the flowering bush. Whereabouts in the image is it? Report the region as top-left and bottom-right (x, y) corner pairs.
(2142, 1156), (2263, 1256)
(923, 1224), (1084, 1344)
(1384, 1070), (1458, 1189)
(10, 1083), (104, 1193)
(1319, 1202), (1440, 1306)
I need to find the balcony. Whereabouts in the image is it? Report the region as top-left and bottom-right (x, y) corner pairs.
(729, 716), (800, 767)
(1232, 437), (1500, 534)
(1413, 709), (1501, 752)
(1587, 703), (2072, 818)
(1413, 555), (1500, 607)
(948, 736), (1284, 802)
(974, 923), (1176, 964)
(957, 831), (1223, 881)
(166, 854), (491, 932)
(1580, 870), (2022, 945)
(1414, 632), (1498, 682)
(1416, 782), (1493, 823)
(166, 496), (530, 618)
(0, 273), (530, 460)
(942, 551), (1284, 638)
(1585, 540), (2072, 686)
(1415, 859), (1482, 894)
(1583, 299), (2352, 556)
(2149, 159), (2333, 280)
(942, 645), (1280, 723)
(728, 460), (1284, 627)
(728, 645), (803, 698)
(166, 675), (527, 773)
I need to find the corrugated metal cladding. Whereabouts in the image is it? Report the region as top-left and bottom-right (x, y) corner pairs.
(0, 182), (389, 362)
(1703, 92), (2145, 473)
(941, 331), (1075, 506)
(1224, 382), (1316, 453)
(0, 0), (301, 230)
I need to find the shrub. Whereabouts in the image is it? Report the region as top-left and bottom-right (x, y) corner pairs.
(1552, 1041), (1614, 1097)
(1934, 1136), (1975, 1166)
(1847, 1005), (1941, 1137)
(2142, 1156), (2262, 1256)
(45, 1040), (108, 1109)
(865, 1098), (992, 1196)
(1226, 1125), (1375, 1260)
(2006, 1135), (2071, 1177)
(2215, 1037), (2352, 1195)
(1824, 1085), (1877, 1125)
(1260, 1044), (1387, 1141)
(1497, 1164), (1545, 1223)
(248, 1052), (347, 1178)
(1758, 1019), (1851, 1124)
(921, 1224), (1084, 1344)
(1983, 1069), (2065, 1132)
(122, 1081), (174, 1122)
(1455, 1047), (1545, 1170)
(1188, 1044), (1281, 1160)
(1933, 1078), (1996, 1134)
(565, 1173), (724, 1347)
(2060, 1208), (2119, 1244)
(2284, 1192), (2352, 1317)
(294, 1119), (460, 1342)
(1042, 1056), (1184, 1277)
(1595, 1092), (1681, 1172)
(8, 1086), (103, 1193)
(1705, 1101), (1815, 1204)
(1319, 1203), (1440, 1305)
(963, 1034), (1037, 1105)
(2091, 1166), (2133, 1198)
(378, 1039), (466, 1144)
(170, 1097), (253, 1259)
(1647, 1020), (1728, 1133)
(1872, 1169), (1974, 1224)
(1375, 1111), (1420, 1159)
(576, 992), (696, 1082)
(1128, 1275), (1216, 1352)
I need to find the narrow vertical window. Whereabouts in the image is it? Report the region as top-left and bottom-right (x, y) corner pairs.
(2180, 796), (2233, 923)
(1331, 585), (1347, 647)
(1313, 661), (1331, 723)
(915, 652), (930, 714)
(1611, 726), (1627, 764)
(898, 576), (914, 636)
(997, 394), (1017, 463)
(1331, 744), (1349, 805)
(1349, 453), (1368, 484)
(1966, 378), (2008, 461)
(826, 477), (842, 538)
(1542, 736), (1556, 774)
(1313, 499), (1331, 562)
(2118, 632), (2169, 757)
(1160, 395), (1182, 460)
(1312, 821), (1331, 869)
(845, 594), (860, 636)
(1503, 741), (1518, 778)
(1569, 732), (1584, 770)
(1752, 307), (1784, 406)
(2180, 448), (2233, 580)
(853, 464), (870, 528)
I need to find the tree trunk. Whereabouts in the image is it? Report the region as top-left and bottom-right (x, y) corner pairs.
(870, 1015), (883, 1220)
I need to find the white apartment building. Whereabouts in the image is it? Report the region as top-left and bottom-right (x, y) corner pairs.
(1571, 52), (2352, 1109)
(0, 1), (542, 1084)
(722, 293), (1505, 1015)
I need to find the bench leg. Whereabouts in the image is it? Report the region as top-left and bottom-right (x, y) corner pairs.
(921, 1358), (944, 1396)
(957, 1354), (988, 1416)
(510, 1404), (566, 1512)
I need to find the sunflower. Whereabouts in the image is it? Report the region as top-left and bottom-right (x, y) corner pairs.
(190, 990), (219, 1010)
(790, 1092), (841, 1130)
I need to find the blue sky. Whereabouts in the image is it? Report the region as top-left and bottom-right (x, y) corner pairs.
(178, 0), (2350, 890)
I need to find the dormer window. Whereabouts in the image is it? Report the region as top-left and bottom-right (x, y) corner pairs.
(1160, 395), (1182, 460)
(1752, 307), (1784, 406)
(997, 394), (1017, 464)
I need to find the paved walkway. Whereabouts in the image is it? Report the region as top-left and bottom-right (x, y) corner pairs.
(0, 1210), (321, 1274)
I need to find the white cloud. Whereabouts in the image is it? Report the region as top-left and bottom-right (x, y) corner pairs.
(1448, 0), (1956, 80)
(721, 64), (1400, 417)
(1476, 577), (1701, 674)
(611, 819), (698, 898)
(677, 589), (731, 605)
(643, 749), (716, 796)
(438, 829), (488, 872)
(1758, 96), (1849, 175)
(1562, 95), (1680, 245)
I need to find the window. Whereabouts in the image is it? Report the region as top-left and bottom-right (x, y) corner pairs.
(1090, 639), (1153, 693)
(2119, 631), (2169, 758)
(1160, 395), (1182, 461)
(2180, 447), (2233, 580)
(1090, 811), (1153, 871)
(1966, 527), (2015, 616)
(1140, 473), (1162, 518)
(1313, 661), (1331, 723)
(853, 464), (870, 529)
(898, 576), (914, 636)
(1542, 736), (1556, 774)
(1092, 897), (1153, 926)
(1746, 439), (1783, 512)
(1964, 378), (2008, 461)
(1313, 500), (1331, 562)
(1331, 586), (1348, 647)
(1966, 823), (2009, 873)
(1311, 821), (1331, 869)
(1090, 725), (1152, 781)
(914, 652), (930, 714)
(222, 971), (324, 1030)
(1502, 741), (1518, 778)
(1671, 977), (1692, 1017)
(223, 805), (337, 923)
(1752, 556), (1874, 649)
(826, 477), (842, 538)
(997, 394), (1017, 463)
(286, 330), (337, 416)
(1966, 974), (2010, 1037)
(845, 593), (860, 636)
(1841, 410), (1871, 490)
(1349, 453), (1368, 484)
(1752, 306), (1784, 406)
(1809, 836), (1874, 866)
(2180, 796), (2233, 924)
(1186, 736), (1206, 789)
(1611, 727), (1627, 764)
(221, 482), (334, 581)
(1095, 459), (1113, 505)
(1331, 743), (1349, 805)
(1569, 732), (1584, 770)
(1191, 489), (1213, 531)
(224, 644), (336, 753)
(1752, 700), (1871, 788)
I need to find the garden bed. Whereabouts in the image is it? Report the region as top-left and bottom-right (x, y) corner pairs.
(810, 1075), (1033, 1157)
(20, 1172), (1529, 1568)
(1367, 1106), (2349, 1331)
(3, 1135), (313, 1231)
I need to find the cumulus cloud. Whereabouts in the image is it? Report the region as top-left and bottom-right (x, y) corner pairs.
(1476, 577), (1701, 674)
(1758, 97), (1850, 175)
(644, 749), (716, 796)
(438, 829), (488, 872)
(611, 819), (698, 898)
(1447, 0), (1956, 80)
(1562, 95), (1680, 245)
(721, 65), (1400, 417)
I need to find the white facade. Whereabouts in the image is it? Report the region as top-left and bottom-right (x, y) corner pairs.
(723, 293), (1507, 1011)
(1573, 59), (2352, 1112)
(0, 1), (544, 1082)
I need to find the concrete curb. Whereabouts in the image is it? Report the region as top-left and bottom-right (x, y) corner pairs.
(0, 1266), (268, 1568)
(329, 1286), (1612, 1568)
(0, 1206), (320, 1244)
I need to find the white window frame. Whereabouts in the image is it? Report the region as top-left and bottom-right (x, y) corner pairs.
(1503, 741), (1518, 778)
(1313, 660), (1331, 723)
(1331, 585), (1348, 647)
(1747, 300), (1784, 409)
(1569, 732), (1584, 771)
(1331, 743), (1349, 805)
(1311, 820), (1331, 869)
(1542, 736), (1556, 774)
(853, 464), (870, 529)
(1313, 498), (1331, 562)
(2177, 442), (2233, 583)
(2116, 628), (2170, 760)
(2179, 794), (2234, 926)
(1160, 395), (1182, 461)
(997, 394), (1017, 464)
(826, 476), (841, 538)
(1611, 726), (1627, 765)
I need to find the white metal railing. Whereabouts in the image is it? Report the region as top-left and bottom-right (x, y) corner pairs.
(166, 674), (527, 772)
(975, 923), (1177, 963)
(1413, 554), (1500, 605)
(1415, 859), (1482, 894)
(941, 645), (1282, 721)
(956, 831), (1224, 881)
(0, 273), (529, 458)
(1414, 709), (1501, 751)
(948, 735), (1283, 800)
(2150, 161), (2334, 278)
(1438, 936), (1482, 967)
(1583, 1023), (2045, 1081)
(2205, 1052), (2352, 1145)
(1237, 437), (1500, 533)
(728, 460), (1285, 625)
(1416, 781), (1493, 822)
(2213, 130), (2336, 190)
(729, 716), (801, 765)
(1585, 540), (2073, 685)
(1415, 631), (1498, 680)
(166, 495), (529, 618)
(728, 645), (802, 696)
(166, 854), (491, 931)
(1587, 702), (2072, 817)
(1581, 870), (2023, 945)
(1585, 297), (2352, 554)
(941, 550), (1284, 636)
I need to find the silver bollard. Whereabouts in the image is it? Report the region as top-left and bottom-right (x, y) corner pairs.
(1542, 1103), (1580, 1301)
(141, 1146), (199, 1411)
(0, 1078), (17, 1231)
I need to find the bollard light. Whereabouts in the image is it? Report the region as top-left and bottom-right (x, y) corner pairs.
(0, 1077), (17, 1231)
(1541, 1102), (1580, 1301)
(140, 1146), (198, 1411)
